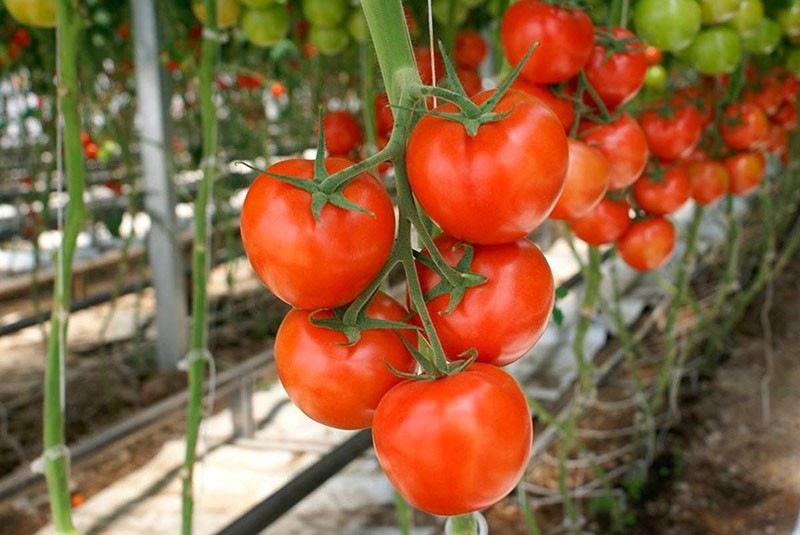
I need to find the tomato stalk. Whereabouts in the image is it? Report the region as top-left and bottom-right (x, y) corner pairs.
(42, 1), (87, 533)
(181, 0), (219, 532)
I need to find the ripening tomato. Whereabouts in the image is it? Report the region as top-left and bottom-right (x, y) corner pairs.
(274, 291), (416, 430)
(406, 89), (568, 244)
(687, 160), (729, 205)
(416, 236), (554, 367)
(632, 164), (690, 215)
(322, 110), (362, 157)
(724, 151), (766, 196)
(720, 102), (769, 150)
(633, 0), (701, 52)
(550, 139), (609, 220)
(584, 27), (647, 109)
(579, 113), (649, 190)
(374, 92), (394, 136)
(373, 362), (532, 516)
(510, 78), (575, 132)
(240, 158), (395, 309)
(638, 104), (703, 161)
(569, 197), (631, 246)
(617, 217), (676, 272)
(501, 0), (594, 84)
(700, 0), (740, 24)
(455, 30), (488, 69)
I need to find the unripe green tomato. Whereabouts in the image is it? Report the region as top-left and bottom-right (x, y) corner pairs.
(309, 25), (350, 56)
(348, 9), (370, 43)
(700, 0), (739, 24)
(192, 0), (242, 29)
(633, 0), (702, 52)
(241, 5), (290, 47)
(2, 0), (56, 27)
(743, 18), (781, 55)
(778, 2), (800, 37)
(684, 26), (742, 75)
(731, 0), (764, 37)
(302, 0), (348, 29)
(786, 47), (800, 76)
(432, 0), (469, 25)
(644, 64), (667, 91)
(240, 0), (277, 8)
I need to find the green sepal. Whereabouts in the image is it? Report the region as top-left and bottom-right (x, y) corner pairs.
(481, 42), (538, 114)
(308, 310), (419, 346)
(555, 286), (569, 300)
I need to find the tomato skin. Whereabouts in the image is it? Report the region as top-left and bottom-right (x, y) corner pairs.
(240, 158), (395, 309)
(633, 0), (701, 52)
(720, 102), (769, 151)
(638, 104), (703, 161)
(501, 0), (594, 84)
(456, 68), (483, 97)
(584, 27), (647, 109)
(455, 30), (488, 69)
(687, 160), (729, 205)
(579, 114), (649, 190)
(374, 92), (394, 136)
(322, 111), (362, 157)
(373, 362), (532, 516)
(510, 79), (575, 132)
(416, 236), (554, 367)
(568, 197), (631, 246)
(406, 89), (568, 245)
(617, 217), (676, 272)
(632, 164), (691, 215)
(274, 292), (415, 430)
(550, 139), (609, 220)
(724, 151), (765, 196)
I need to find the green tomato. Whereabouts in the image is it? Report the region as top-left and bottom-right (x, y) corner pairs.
(432, 0), (469, 26)
(2, 0), (56, 27)
(786, 47), (800, 76)
(239, 0), (277, 8)
(347, 9), (370, 43)
(684, 26), (742, 75)
(743, 18), (781, 55)
(192, 0), (242, 29)
(700, 0), (739, 24)
(241, 5), (290, 47)
(731, 0), (764, 37)
(633, 0), (702, 52)
(644, 64), (667, 92)
(779, 2), (800, 38)
(302, 0), (348, 28)
(309, 25), (350, 56)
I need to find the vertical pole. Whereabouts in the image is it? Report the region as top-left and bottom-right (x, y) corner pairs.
(131, 0), (189, 369)
(229, 377), (255, 439)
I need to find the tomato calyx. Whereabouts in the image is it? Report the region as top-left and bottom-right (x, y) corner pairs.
(392, 335), (478, 381)
(308, 305), (418, 346)
(415, 241), (487, 314)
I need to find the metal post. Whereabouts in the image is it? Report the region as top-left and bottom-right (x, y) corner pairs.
(229, 377), (255, 438)
(131, 0), (189, 369)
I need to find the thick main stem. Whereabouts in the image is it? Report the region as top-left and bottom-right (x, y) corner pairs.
(43, 1), (87, 533)
(181, 0), (219, 532)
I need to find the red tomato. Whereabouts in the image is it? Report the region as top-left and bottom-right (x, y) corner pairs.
(373, 362), (532, 516)
(455, 30), (488, 69)
(550, 139), (609, 220)
(415, 47), (444, 85)
(676, 85), (715, 126)
(456, 68), (482, 97)
(501, 0), (594, 84)
(568, 197), (631, 246)
(724, 151), (765, 196)
(687, 160), (729, 205)
(720, 102), (769, 151)
(643, 45), (662, 65)
(374, 91), (394, 136)
(84, 142), (99, 160)
(584, 27), (647, 109)
(510, 78), (575, 132)
(240, 158), (396, 309)
(270, 81), (286, 98)
(416, 236), (554, 367)
(579, 114), (649, 190)
(638, 104), (703, 161)
(275, 291), (416, 430)
(617, 217), (676, 272)
(744, 81), (784, 116)
(322, 111), (362, 157)
(773, 101), (797, 130)
(406, 89), (568, 244)
(632, 164), (690, 215)
(80, 131), (91, 146)
(764, 121), (789, 163)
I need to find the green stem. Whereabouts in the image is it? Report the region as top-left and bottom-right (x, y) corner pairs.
(517, 481), (540, 535)
(181, 0), (219, 533)
(448, 513), (479, 535)
(43, 1), (87, 533)
(394, 491), (412, 535)
(359, 40), (378, 162)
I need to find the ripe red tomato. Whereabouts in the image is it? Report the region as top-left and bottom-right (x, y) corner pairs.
(501, 0), (594, 84)
(550, 139), (609, 220)
(720, 102), (768, 150)
(415, 47), (445, 85)
(454, 30), (488, 69)
(638, 103), (703, 161)
(579, 114), (649, 190)
(632, 164), (690, 215)
(773, 101), (797, 130)
(510, 78), (575, 132)
(744, 81), (784, 116)
(568, 197), (631, 246)
(240, 158), (395, 309)
(724, 151), (765, 196)
(617, 217), (676, 272)
(84, 142), (99, 160)
(764, 121), (789, 163)
(275, 291), (416, 430)
(416, 236), (554, 367)
(373, 362), (532, 516)
(406, 88), (568, 244)
(322, 111), (362, 157)
(687, 160), (729, 205)
(456, 68), (482, 97)
(643, 45), (662, 65)
(374, 92), (394, 135)
(584, 27), (647, 109)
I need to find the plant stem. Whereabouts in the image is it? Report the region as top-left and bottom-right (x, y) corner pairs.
(448, 513), (479, 535)
(181, 0), (219, 532)
(43, 1), (87, 533)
